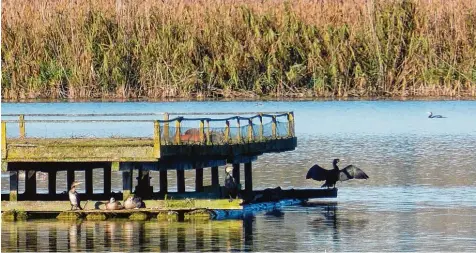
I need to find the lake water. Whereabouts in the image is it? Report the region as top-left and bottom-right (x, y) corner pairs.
(2, 100), (476, 252)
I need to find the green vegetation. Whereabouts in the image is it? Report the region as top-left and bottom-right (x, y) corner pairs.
(2, 0), (475, 100)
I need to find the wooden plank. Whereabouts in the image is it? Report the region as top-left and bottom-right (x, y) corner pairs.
(153, 120), (161, 158)
(160, 170), (168, 193)
(103, 165), (112, 195)
(232, 163), (240, 183)
(1, 121), (6, 159)
(211, 166), (219, 186)
(177, 170), (185, 193)
(25, 170), (37, 198)
(175, 119), (181, 145)
(19, 114), (25, 138)
(244, 162), (252, 193)
(10, 170), (18, 201)
(122, 168), (133, 200)
(48, 171), (56, 195)
(85, 168), (93, 196)
(195, 168), (203, 192)
(271, 115), (277, 138)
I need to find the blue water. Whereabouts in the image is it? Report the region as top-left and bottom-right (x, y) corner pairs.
(2, 100), (476, 252)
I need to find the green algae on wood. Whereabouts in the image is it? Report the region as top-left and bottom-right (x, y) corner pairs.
(184, 209), (216, 221)
(57, 212), (84, 221)
(2, 210), (17, 221)
(86, 213), (108, 221)
(157, 211), (179, 222)
(129, 212), (149, 221)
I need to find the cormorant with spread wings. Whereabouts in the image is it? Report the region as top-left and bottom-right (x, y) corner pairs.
(306, 159), (369, 188)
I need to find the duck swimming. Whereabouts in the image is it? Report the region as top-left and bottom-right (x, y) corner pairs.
(106, 197), (123, 210)
(123, 195), (144, 209)
(428, 112), (445, 118)
(306, 159), (369, 188)
(69, 181), (82, 210)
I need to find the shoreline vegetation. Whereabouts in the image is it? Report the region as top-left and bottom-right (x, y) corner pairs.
(2, 0), (475, 101)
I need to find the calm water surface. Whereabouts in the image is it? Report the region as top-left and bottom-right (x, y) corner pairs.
(2, 100), (476, 252)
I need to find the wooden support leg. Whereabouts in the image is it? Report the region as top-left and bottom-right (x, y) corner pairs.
(160, 170), (168, 193)
(48, 171), (57, 195)
(195, 168), (203, 192)
(67, 169), (75, 189)
(177, 170), (185, 193)
(85, 169), (93, 196)
(245, 162), (252, 193)
(122, 169), (133, 201)
(104, 165), (111, 195)
(9, 170), (18, 201)
(136, 168), (152, 198)
(232, 163), (240, 185)
(211, 166), (219, 187)
(25, 170), (36, 199)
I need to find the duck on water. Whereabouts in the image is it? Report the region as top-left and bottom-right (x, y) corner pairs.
(306, 159), (369, 188)
(428, 112), (446, 118)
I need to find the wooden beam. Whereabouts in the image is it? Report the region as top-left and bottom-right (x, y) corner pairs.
(153, 120), (161, 158)
(271, 115), (277, 138)
(259, 114), (264, 141)
(244, 162), (252, 193)
(9, 170), (18, 201)
(224, 120), (230, 143)
(287, 112), (295, 137)
(160, 170), (168, 193)
(19, 114), (25, 138)
(48, 171), (56, 195)
(136, 167), (152, 198)
(67, 169), (75, 190)
(7, 162), (110, 171)
(104, 165), (111, 195)
(25, 170), (37, 197)
(177, 170), (185, 193)
(211, 166), (219, 187)
(175, 119), (181, 145)
(1, 121), (6, 159)
(232, 163), (240, 184)
(195, 168), (203, 192)
(163, 113), (169, 144)
(122, 169), (133, 200)
(85, 168), (93, 196)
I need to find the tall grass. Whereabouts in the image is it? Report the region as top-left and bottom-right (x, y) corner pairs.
(2, 0), (475, 100)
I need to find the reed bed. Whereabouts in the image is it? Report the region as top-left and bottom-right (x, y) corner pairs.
(2, 0), (475, 100)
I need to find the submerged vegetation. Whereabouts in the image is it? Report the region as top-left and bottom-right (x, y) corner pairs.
(1, 0), (475, 100)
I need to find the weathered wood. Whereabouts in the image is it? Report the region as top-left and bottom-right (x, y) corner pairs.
(177, 170), (185, 193)
(25, 170), (37, 197)
(287, 112), (295, 137)
(248, 119), (253, 142)
(199, 120), (205, 143)
(272, 115), (277, 138)
(1, 121), (6, 159)
(211, 166), (219, 186)
(48, 171), (56, 195)
(67, 169), (75, 190)
(85, 168), (93, 195)
(175, 119), (181, 144)
(206, 120), (211, 145)
(233, 163), (240, 184)
(122, 169), (133, 200)
(195, 168), (203, 192)
(153, 120), (161, 158)
(103, 165), (111, 194)
(136, 168), (152, 198)
(160, 170), (168, 193)
(163, 113), (169, 143)
(236, 119), (242, 143)
(19, 114), (25, 138)
(259, 114), (264, 141)
(224, 120), (230, 143)
(244, 162), (252, 193)
(10, 170), (18, 201)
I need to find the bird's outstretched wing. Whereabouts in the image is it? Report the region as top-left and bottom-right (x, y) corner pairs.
(339, 165), (369, 181)
(306, 164), (330, 181)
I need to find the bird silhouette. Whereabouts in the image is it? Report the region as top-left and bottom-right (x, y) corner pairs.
(427, 112), (445, 118)
(306, 159), (369, 188)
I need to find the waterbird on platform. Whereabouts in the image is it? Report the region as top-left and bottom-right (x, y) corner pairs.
(306, 159), (369, 188)
(106, 197), (124, 210)
(124, 195), (144, 209)
(428, 112), (445, 118)
(69, 181), (82, 210)
(224, 166), (239, 202)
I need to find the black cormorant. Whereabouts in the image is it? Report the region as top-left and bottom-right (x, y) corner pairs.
(428, 112), (445, 118)
(224, 166), (239, 202)
(306, 159), (369, 188)
(69, 181), (82, 210)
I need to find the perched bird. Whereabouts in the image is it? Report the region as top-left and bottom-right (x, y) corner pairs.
(69, 181), (82, 210)
(306, 159), (369, 188)
(428, 112), (445, 118)
(106, 197), (123, 210)
(123, 195), (144, 209)
(224, 166), (239, 202)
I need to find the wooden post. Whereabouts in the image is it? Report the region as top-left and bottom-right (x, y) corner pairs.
(85, 169), (93, 196)
(104, 164), (112, 195)
(153, 120), (161, 158)
(199, 120), (205, 144)
(232, 163), (240, 185)
(236, 118), (241, 143)
(206, 120), (211, 145)
(177, 170), (185, 193)
(163, 113), (169, 143)
(287, 112), (294, 137)
(175, 119), (181, 144)
(195, 168), (204, 192)
(122, 169), (132, 200)
(25, 170), (37, 198)
(211, 166), (219, 187)
(9, 170), (18, 201)
(19, 114), (25, 138)
(259, 114), (264, 141)
(247, 119), (253, 142)
(271, 115), (277, 138)
(160, 170), (168, 193)
(48, 171), (56, 195)
(67, 169), (75, 190)
(245, 162), (252, 193)
(1, 121), (6, 159)
(136, 167), (152, 198)
(224, 120), (230, 143)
